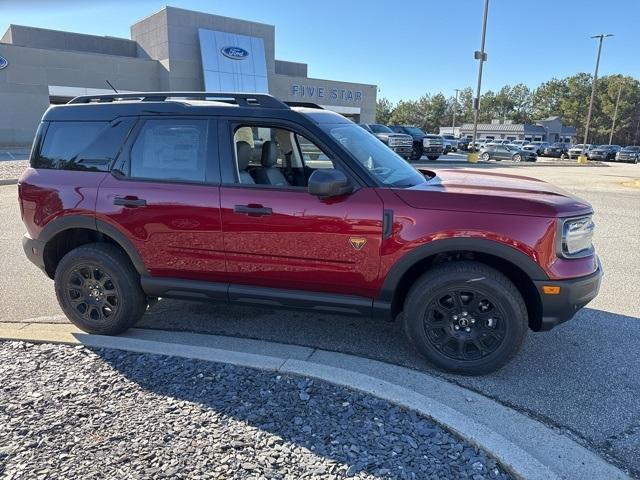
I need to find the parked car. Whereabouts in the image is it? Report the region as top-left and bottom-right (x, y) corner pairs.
(423, 135), (445, 160)
(389, 125), (444, 161)
(389, 125), (427, 161)
(543, 143), (570, 159)
(568, 144), (595, 159)
(360, 124), (413, 159)
(527, 141), (550, 156)
(441, 134), (459, 153)
(18, 91), (602, 375)
(615, 146), (640, 164)
(480, 144), (537, 162)
(457, 138), (471, 151)
(589, 145), (621, 161)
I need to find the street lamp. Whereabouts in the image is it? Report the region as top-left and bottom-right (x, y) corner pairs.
(582, 33), (613, 157)
(452, 88), (461, 134)
(470, 0), (490, 159)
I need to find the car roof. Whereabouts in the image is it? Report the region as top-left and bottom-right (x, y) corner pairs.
(42, 92), (348, 125)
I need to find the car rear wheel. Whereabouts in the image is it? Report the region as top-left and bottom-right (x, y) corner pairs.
(403, 261), (528, 375)
(55, 243), (147, 335)
(560, 153), (566, 160)
(481, 152), (490, 161)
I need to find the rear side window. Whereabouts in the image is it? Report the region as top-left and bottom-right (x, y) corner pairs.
(129, 119), (208, 183)
(33, 119), (134, 171)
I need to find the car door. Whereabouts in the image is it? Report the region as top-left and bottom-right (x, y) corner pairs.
(218, 120), (384, 299)
(96, 117), (226, 283)
(495, 146), (510, 160)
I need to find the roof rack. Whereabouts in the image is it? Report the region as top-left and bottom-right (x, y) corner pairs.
(67, 92), (289, 109)
(284, 101), (324, 109)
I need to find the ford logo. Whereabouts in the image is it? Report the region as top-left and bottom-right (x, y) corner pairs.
(220, 46), (249, 60)
(0, 56), (7, 70)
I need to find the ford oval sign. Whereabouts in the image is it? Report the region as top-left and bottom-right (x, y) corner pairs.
(0, 56), (7, 70)
(220, 46), (249, 60)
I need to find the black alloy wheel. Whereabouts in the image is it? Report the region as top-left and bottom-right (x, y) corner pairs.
(421, 288), (507, 362)
(65, 264), (119, 323)
(55, 243), (147, 335)
(403, 261), (528, 375)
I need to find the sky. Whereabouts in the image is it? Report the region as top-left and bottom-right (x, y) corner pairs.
(1, 0), (638, 103)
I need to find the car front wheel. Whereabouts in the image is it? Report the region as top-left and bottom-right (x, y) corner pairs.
(513, 154), (522, 162)
(410, 144), (423, 161)
(55, 243), (147, 335)
(403, 261), (528, 375)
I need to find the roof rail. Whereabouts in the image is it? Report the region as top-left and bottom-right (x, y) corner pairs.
(67, 92), (289, 109)
(284, 101), (324, 109)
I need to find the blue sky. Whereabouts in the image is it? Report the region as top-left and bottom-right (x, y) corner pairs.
(2, 0), (638, 103)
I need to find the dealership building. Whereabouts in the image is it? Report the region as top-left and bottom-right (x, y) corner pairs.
(0, 6), (377, 146)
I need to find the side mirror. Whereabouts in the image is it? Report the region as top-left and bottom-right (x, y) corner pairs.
(308, 168), (353, 198)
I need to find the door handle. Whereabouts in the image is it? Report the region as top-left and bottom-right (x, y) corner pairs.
(114, 196), (147, 207)
(234, 204), (272, 217)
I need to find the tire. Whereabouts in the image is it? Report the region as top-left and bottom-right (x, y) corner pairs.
(481, 152), (490, 161)
(513, 154), (522, 162)
(427, 155), (439, 161)
(410, 144), (423, 161)
(560, 153), (566, 160)
(403, 261), (528, 375)
(55, 243), (146, 335)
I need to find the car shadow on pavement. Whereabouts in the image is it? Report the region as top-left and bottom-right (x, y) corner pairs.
(135, 300), (640, 476)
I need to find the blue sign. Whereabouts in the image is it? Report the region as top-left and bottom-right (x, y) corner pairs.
(220, 46), (249, 60)
(0, 56), (7, 70)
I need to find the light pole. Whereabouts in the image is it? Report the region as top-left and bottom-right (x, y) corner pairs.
(470, 0), (489, 157)
(609, 79), (624, 145)
(582, 34), (613, 157)
(452, 88), (461, 135)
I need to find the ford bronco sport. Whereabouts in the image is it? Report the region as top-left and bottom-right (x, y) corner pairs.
(19, 92), (602, 375)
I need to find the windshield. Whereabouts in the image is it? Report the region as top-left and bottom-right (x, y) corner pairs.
(369, 124), (393, 133)
(322, 123), (427, 188)
(572, 144), (585, 149)
(622, 146), (640, 151)
(597, 145), (611, 149)
(405, 126), (426, 136)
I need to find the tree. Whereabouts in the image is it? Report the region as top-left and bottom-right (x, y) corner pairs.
(375, 98), (394, 124)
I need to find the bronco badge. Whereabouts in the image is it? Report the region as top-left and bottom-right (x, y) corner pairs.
(349, 237), (367, 250)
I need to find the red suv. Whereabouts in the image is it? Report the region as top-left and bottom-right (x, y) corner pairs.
(18, 92), (602, 375)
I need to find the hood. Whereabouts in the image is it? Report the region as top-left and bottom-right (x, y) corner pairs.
(394, 168), (592, 218)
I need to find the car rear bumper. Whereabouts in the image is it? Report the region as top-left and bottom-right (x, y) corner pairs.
(533, 259), (602, 331)
(23, 234), (47, 273)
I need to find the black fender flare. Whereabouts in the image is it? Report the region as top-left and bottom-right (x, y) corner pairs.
(39, 215), (149, 276)
(377, 237), (548, 308)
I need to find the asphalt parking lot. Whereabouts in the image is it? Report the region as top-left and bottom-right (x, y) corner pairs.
(1, 160), (639, 475)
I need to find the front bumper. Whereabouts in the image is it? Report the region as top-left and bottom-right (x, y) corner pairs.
(23, 234), (47, 273)
(389, 145), (413, 156)
(533, 259), (602, 331)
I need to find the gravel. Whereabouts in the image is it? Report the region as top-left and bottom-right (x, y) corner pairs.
(0, 341), (511, 480)
(0, 160), (28, 181)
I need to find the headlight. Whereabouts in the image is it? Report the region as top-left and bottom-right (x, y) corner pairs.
(558, 216), (595, 257)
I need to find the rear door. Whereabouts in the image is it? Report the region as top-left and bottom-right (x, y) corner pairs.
(96, 117), (226, 282)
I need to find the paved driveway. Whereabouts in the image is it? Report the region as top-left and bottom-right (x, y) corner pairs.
(1, 162), (639, 475)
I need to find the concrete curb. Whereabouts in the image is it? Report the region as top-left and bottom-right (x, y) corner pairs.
(0, 322), (629, 480)
(0, 179), (18, 186)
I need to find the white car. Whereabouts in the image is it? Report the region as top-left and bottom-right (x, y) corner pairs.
(568, 144), (595, 159)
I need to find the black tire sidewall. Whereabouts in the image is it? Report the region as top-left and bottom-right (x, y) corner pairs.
(55, 244), (146, 335)
(404, 263), (528, 375)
